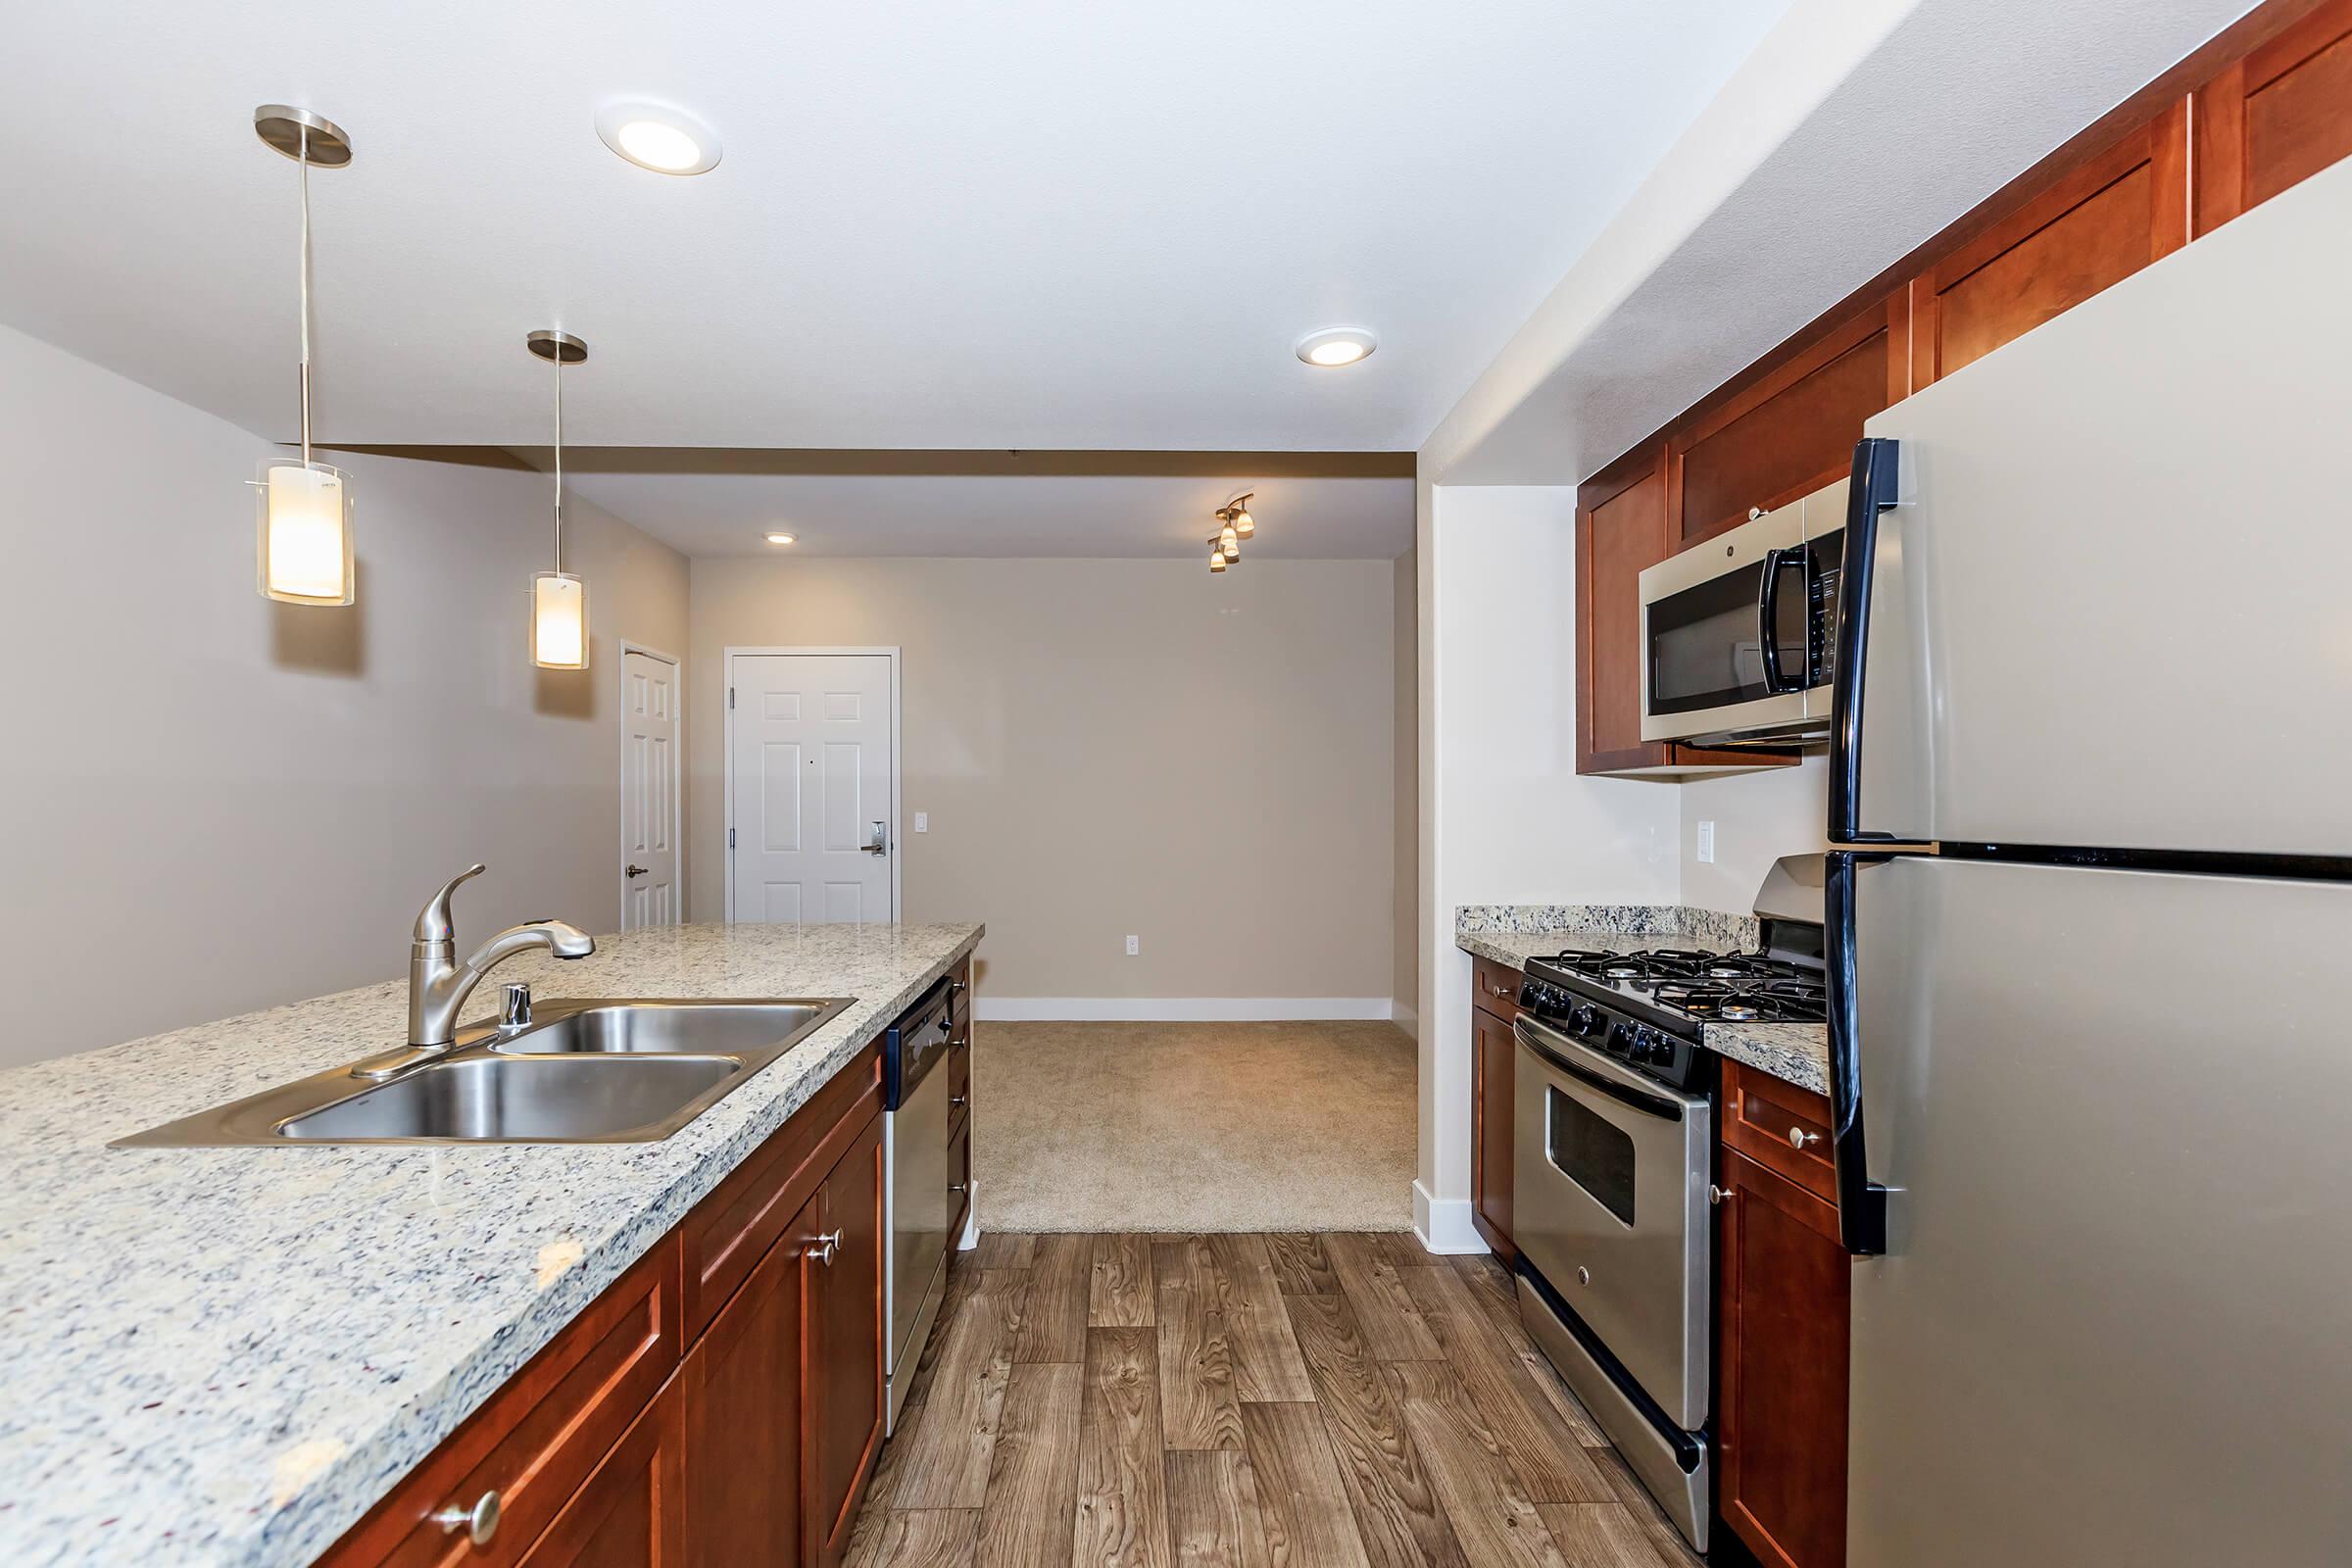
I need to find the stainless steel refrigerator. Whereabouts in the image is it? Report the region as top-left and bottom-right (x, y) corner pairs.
(1827, 154), (2352, 1564)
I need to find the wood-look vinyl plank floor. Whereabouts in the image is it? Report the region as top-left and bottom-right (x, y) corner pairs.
(855, 1239), (1702, 1568)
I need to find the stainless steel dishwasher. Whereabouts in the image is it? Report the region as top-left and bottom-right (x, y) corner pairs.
(882, 978), (956, 1432)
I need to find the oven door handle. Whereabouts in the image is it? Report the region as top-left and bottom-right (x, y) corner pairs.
(1514, 1017), (1691, 1122)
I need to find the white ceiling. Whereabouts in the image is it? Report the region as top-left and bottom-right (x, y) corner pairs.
(554, 461), (1412, 559)
(0, 0), (1789, 453)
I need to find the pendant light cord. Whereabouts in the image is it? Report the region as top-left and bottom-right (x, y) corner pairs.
(552, 350), (564, 574)
(297, 126), (313, 470)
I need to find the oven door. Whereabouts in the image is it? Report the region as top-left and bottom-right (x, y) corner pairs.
(1640, 504), (1811, 745)
(1512, 1015), (1711, 1429)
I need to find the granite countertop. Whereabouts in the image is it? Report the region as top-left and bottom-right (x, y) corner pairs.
(1455, 912), (1829, 1096)
(0, 920), (983, 1568)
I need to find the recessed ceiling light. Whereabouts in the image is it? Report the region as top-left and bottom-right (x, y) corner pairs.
(595, 101), (722, 175)
(763, 531), (796, 545)
(1296, 326), (1377, 368)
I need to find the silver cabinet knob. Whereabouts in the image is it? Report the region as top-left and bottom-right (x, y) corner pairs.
(810, 1228), (844, 1266)
(432, 1490), (502, 1545)
(1709, 1184), (1734, 1205)
(1575, 1265), (1592, 1287)
(1788, 1127), (1824, 1150)
(951, 1093), (969, 1108)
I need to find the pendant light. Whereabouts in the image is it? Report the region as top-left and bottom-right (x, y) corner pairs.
(1228, 494), (1255, 540)
(1208, 538), (1227, 573)
(252, 106), (356, 605)
(526, 330), (590, 669)
(1207, 495), (1259, 574)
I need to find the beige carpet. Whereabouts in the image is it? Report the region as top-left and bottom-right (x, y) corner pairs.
(971, 1019), (1417, 1233)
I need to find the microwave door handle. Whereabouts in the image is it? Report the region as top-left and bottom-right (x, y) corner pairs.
(1757, 546), (1794, 694)
(1827, 851), (1890, 1255)
(1829, 436), (1902, 842)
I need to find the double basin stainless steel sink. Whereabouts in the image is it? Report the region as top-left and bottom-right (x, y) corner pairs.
(114, 998), (853, 1147)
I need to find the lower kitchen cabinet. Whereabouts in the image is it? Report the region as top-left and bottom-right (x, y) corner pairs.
(524, 1379), (687, 1568)
(806, 1110), (885, 1568)
(1468, 956), (1522, 1260)
(1716, 1146), (1849, 1568)
(320, 1039), (893, 1568)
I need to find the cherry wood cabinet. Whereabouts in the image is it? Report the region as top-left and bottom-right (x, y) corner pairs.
(683, 1192), (808, 1568)
(1575, 447), (1796, 779)
(1671, 295), (1906, 547)
(321, 1036), (895, 1568)
(523, 1380), (688, 1568)
(1908, 106), (2188, 390)
(807, 1110), (886, 1568)
(2196, 0), (2352, 230)
(1469, 988), (1518, 1263)
(1716, 1146), (1849, 1568)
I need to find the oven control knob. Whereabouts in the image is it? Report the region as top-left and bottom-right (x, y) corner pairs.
(1537, 985), (1570, 1018)
(1605, 1022), (1633, 1054)
(1568, 1004), (1601, 1038)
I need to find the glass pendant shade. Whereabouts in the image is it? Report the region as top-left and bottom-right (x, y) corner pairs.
(1232, 508), (1254, 539)
(1208, 544), (1226, 573)
(531, 570), (589, 668)
(1220, 521), (1240, 557)
(257, 460), (354, 604)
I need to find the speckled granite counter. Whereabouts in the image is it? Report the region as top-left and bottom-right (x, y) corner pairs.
(1454, 910), (1829, 1095)
(0, 920), (982, 1568)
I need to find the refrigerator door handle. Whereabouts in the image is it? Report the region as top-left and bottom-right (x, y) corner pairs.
(1828, 437), (1902, 842)
(1827, 851), (1889, 1255)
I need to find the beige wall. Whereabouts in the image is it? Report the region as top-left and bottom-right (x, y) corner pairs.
(687, 556), (1397, 1004)
(0, 322), (689, 1066)
(1391, 548), (1418, 1035)
(1681, 755), (1829, 913)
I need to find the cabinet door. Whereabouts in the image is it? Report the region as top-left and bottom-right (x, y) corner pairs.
(1909, 107), (2188, 388)
(1672, 296), (1904, 548)
(806, 1110), (886, 1568)
(683, 1198), (808, 1568)
(520, 1377), (686, 1568)
(1470, 1005), (1516, 1261)
(2195, 0), (2352, 231)
(1577, 449), (1670, 773)
(1718, 1150), (1849, 1568)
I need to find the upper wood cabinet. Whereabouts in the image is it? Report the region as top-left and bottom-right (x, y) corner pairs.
(1671, 294), (1906, 547)
(1575, 445), (1797, 778)
(1908, 106), (2188, 389)
(2196, 0), (2352, 230)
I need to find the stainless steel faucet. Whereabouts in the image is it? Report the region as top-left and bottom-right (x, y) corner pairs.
(407, 864), (593, 1048)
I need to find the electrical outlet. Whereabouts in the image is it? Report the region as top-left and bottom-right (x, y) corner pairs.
(913, 811), (928, 833)
(1696, 820), (1716, 863)
(1125, 935), (1140, 956)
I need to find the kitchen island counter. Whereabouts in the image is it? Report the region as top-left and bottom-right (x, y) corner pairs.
(0, 919), (981, 1568)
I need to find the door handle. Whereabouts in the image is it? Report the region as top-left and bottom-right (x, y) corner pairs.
(625, 863), (650, 878)
(861, 820), (888, 856)
(1758, 544), (1815, 695)
(1830, 437), (1901, 842)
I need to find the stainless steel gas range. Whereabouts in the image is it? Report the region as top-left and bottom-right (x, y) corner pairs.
(1510, 858), (1824, 1553)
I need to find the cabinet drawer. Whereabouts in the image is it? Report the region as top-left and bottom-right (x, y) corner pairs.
(947, 1021), (971, 1116)
(948, 956), (972, 1029)
(680, 1041), (880, 1338)
(1721, 1059), (1837, 1204)
(318, 1236), (684, 1568)
(1470, 956), (1525, 1020)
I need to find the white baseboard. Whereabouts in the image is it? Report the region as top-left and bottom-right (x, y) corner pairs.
(1391, 1003), (1420, 1042)
(973, 997), (1397, 1023)
(1413, 1179), (1491, 1255)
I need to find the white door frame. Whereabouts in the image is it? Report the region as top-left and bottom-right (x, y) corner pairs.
(618, 641), (686, 929)
(722, 646), (905, 925)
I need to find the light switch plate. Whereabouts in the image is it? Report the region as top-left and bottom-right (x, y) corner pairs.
(1696, 820), (1715, 863)
(1125, 935), (1140, 956)
(913, 811), (928, 832)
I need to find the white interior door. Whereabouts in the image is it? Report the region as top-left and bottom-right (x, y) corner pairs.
(729, 653), (895, 924)
(621, 649), (681, 929)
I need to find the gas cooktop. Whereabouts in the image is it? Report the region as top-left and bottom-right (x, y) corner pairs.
(1523, 945), (1827, 1032)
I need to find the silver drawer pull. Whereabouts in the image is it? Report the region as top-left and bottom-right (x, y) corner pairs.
(1709, 1184), (1734, 1205)
(432, 1490), (502, 1546)
(951, 1093), (968, 1108)
(810, 1228), (844, 1266)
(1788, 1126), (1823, 1150)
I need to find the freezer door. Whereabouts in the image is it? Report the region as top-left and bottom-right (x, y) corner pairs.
(1843, 854), (2352, 1566)
(1841, 154), (2352, 852)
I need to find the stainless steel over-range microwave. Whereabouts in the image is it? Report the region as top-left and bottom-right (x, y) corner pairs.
(1638, 477), (1848, 748)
